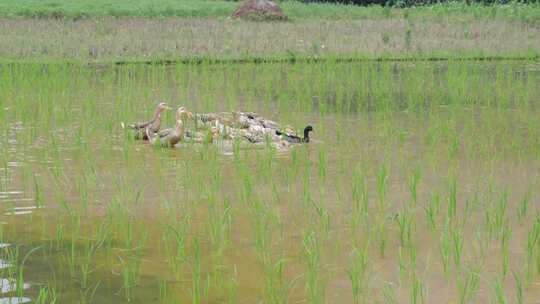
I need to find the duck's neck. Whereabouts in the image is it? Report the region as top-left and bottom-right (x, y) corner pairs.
(154, 108), (163, 121)
(175, 122), (184, 137)
(303, 128), (311, 143)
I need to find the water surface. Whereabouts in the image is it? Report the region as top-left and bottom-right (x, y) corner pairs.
(0, 61), (539, 303)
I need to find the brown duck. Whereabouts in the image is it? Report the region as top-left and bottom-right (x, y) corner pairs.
(147, 119), (185, 147)
(127, 102), (171, 140)
(151, 107), (193, 138)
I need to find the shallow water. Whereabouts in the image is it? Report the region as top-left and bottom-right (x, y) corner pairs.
(0, 61), (539, 303)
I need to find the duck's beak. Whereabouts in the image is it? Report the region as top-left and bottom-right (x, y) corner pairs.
(186, 111), (194, 119)
(164, 105), (172, 110)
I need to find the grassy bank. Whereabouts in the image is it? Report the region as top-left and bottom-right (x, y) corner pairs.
(1, 1), (539, 63)
(0, 0), (539, 23)
(0, 17), (539, 63)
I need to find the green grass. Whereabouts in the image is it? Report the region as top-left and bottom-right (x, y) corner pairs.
(0, 0), (539, 23)
(0, 0), (235, 18)
(1, 1), (539, 63)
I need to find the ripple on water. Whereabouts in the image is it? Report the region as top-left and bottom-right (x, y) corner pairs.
(6, 163), (22, 168)
(0, 192), (25, 203)
(0, 199), (33, 204)
(4, 206), (41, 216)
(0, 279), (30, 293)
(0, 297), (31, 304)
(0, 249), (31, 303)
(0, 261), (11, 270)
(3, 211), (32, 216)
(0, 244), (12, 270)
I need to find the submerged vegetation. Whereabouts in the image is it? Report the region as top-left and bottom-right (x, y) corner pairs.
(0, 61), (539, 302)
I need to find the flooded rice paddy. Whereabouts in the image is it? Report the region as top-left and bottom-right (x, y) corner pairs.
(0, 61), (539, 303)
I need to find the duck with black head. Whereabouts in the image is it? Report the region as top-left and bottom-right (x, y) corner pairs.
(277, 125), (313, 144)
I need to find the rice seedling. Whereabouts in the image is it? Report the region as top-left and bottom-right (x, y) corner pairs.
(448, 179), (457, 223)
(457, 267), (481, 304)
(0, 59), (537, 303)
(262, 253), (288, 304)
(191, 237), (203, 304)
(517, 188), (531, 223)
(501, 221), (511, 277)
(409, 167), (421, 207)
(452, 227), (464, 270)
(424, 192), (440, 231)
(78, 241), (95, 290)
(376, 164), (390, 257)
(398, 246), (407, 286)
(158, 280), (168, 303)
(526, 214), (540, 280)
(410, 272), (425, 304)
(351, 166), (369, 232)
(35, 285), (59, 304)
(514, 271), (524, 304)
(396, 207), (416, 248)
(347, 241), (370, 304)
(165, 218), (189, 279)
(440, 221), (451, 277)
(303, 229), (323, 304)
(80, 282), (100, 304)
(382, 282), (399, 304)
(491, 276), (507, 304)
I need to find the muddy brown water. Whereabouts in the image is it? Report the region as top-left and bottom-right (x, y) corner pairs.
(0, 62), (539, 303)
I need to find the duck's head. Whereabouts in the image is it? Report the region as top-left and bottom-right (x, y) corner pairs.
(176, 106), (194, 119)
(303, 125), (313, 143)
(157, 102), (172, 112)
(154, 102), (171, 118)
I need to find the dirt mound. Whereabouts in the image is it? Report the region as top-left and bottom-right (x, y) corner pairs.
(232, 0), (287, 21)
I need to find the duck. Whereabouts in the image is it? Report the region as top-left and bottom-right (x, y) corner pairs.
(184, 126), (220, 144)
(240, 128), (265, 143)
(147, 119), (185, 147)
(196, 111), (280, 131)
(152, 107), (193, 138)
(127, 102), (171, 140)
(233, 125), (282, 144)
(277, 125), (313, 144)
(208, 127), (221, 144)
(192, 111), (313, 145)
(234, 112), (264, 129)
(196, 112), (235, 129)
(252, 114), (280, 131)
